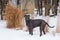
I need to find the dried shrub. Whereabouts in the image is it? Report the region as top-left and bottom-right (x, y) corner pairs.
(5, 2), (24, 29)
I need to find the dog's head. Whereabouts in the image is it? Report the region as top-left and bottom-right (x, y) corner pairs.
(24, 14), (30, 20)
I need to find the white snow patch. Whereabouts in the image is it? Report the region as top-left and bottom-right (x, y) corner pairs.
(0, 18), (60, 40)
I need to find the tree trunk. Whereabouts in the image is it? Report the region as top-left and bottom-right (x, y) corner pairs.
(1, 0), (3, 20)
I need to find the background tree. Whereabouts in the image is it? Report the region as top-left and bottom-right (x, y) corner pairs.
(34, 0), (42, 16)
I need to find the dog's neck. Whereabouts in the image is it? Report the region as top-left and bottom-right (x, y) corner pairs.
(25, 19), (30, 25)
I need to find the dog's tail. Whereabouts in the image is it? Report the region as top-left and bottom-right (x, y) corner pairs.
(46, 23), (55, 28)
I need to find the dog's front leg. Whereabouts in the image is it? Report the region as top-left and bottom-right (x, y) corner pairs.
(28, 28), (33, 35)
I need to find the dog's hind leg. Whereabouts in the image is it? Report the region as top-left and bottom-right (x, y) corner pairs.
(42, 23), (46, 35)
(42, 25), (46, 35)
(40, 24), (46, 36)
(40, 26), (43, 36)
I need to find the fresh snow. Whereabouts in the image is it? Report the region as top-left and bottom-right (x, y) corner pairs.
(0, 7), (60, 40)
(0, 16), (60, 40)
(0, 25), (60, 40)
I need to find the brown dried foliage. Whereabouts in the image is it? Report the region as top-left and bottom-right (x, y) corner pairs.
(5, 2), (24, 29)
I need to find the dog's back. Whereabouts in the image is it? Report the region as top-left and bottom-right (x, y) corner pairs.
(31, 19), (41, 27)
(27, 19), (46, 28)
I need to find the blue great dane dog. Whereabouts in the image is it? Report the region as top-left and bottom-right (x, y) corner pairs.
(24, 14), (54, 36)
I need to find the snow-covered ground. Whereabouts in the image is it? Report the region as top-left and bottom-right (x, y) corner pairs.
(0, 12), (60, 40)
(0, 6), (60, 40)
(0, 27), (60, 40)
(0, 16), (60, 40)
